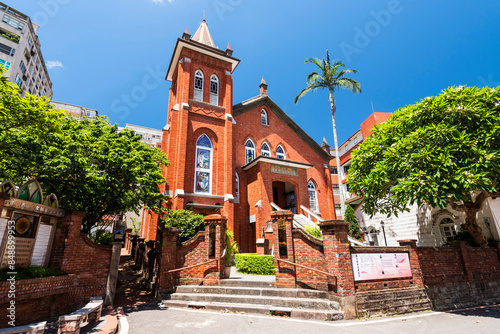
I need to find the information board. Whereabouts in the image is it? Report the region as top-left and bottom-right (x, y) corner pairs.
(351, 253), (412, 281)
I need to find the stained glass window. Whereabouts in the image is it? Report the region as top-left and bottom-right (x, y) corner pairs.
(245, 139), (255, 164)
(276, 145), (285, 159)
(210, 75), (218, 106)
(261, 142), (270, 157)
(195, 134), (212, 193)
(194, 70), (203, 102)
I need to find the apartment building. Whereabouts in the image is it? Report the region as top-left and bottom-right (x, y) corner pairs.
(52, 101), (98, 120)
(118, 124), (162, 148)
(0, 2), (52, 96)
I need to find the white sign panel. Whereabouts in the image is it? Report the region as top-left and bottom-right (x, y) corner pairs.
(351, 253), (412, 281)
(31, 224), (53, 266)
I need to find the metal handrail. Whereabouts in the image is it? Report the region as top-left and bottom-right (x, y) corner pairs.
(276, 258), (337, 283)
(167, 258), (219, 273)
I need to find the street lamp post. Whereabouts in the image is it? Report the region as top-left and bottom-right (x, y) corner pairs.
(380, 220), (387, 246)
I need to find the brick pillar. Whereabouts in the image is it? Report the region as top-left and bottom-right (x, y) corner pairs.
(398, 239), (425, 288)
(203, 214), (227, 285)
(319, 220), (355, 296)
(130, 235), (139, 258)
(451, 240), (474, 282)
(157, 227), (179, 295)
(124, 228), (132, 250)
(49, 211), (86, 272)
(271, 210), (295, 289)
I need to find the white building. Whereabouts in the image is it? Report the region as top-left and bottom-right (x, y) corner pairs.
(52, 101), (98, 120)
(0, 2), (52, 96)
(118, 124), (162, 148)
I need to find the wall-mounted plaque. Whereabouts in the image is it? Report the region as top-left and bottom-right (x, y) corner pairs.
(351, 253), (412, 281)
(271, 164), (298, 176)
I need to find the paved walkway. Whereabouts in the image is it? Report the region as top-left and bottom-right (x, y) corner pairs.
(126, 303), (500, 334)
(114, 252), (155, 307)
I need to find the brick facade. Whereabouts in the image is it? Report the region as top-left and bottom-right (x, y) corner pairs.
(142, 22), (336, 253)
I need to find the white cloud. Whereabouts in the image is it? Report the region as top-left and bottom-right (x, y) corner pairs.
(153, 0), (173, 5)
(46, 60), (63, 69)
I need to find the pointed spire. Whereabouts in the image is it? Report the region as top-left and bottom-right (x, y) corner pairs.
(182, 27), (191, 40)
(192, 19), (215, 47)
(259, 77), (268, 96)
(225, 42), (233, 56)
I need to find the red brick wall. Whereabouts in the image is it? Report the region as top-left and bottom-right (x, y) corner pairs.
(416, 242), (500, 286)
(0, 275), (76, 328)
(176, 232), (208, 285)
(49, 211), (112, 308)
(291, 229), (329, 291)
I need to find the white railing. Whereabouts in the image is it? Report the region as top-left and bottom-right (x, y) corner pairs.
(300, 205), (323, 223)
(271, 202), (364, 246)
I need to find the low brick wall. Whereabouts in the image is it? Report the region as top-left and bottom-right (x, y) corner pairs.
(156, 215), (226, 295)
(0, 274), (76, 328)
(290, 229), (328, 291)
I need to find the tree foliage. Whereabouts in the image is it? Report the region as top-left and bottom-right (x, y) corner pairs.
(349, 86), (500, 247)
(159, 210), (205, 245)
(0, 74), (169, 233)
(344, 205), (361, 240)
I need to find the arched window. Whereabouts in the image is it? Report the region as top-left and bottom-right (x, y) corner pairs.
(195, 134), (212, 193)
(367, 227), (379, 246)
(276, 145), (285, 159)
(194, 70), (204, 102)
(261, 109), (268, 125)
(261, 142), (270, 157)
(308, 181), (319, 212)
(439, 217), (459, 243)
(245, 139), (255, 164)
(235, 172), (240, 201)
(210, 74), (218, 106)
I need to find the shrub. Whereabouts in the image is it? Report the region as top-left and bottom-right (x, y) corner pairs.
(235, 253), (275, 275)
(0, 266), (62, 281)
(159, 209), (204, 245)
(305, 223), (322, 239)
(225, 227), (239, 265)
(89, 230), (114, 246)
(345, 205), (362, 241)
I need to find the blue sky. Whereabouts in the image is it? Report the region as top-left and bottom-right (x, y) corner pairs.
(15, 0), (500, 145)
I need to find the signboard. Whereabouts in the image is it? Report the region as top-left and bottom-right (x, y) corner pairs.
(271, 164), (298, 176)
(351, 253), (412, 281)
(1, 238), (35, 268)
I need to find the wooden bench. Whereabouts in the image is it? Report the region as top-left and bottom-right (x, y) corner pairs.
(0, 321), (46, 334)
(57, 297), (103, 334)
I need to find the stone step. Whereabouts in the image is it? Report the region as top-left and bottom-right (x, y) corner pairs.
(219, 279), (276, 288)
(162, 300), (344, 321)
(175, 285), (331, 300)
(168, 292), (340, 310)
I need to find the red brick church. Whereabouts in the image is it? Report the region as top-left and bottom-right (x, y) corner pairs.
(141, 20), (337, 253)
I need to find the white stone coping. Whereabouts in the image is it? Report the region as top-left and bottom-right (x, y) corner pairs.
(59, 297), (103, 322)
(0, 321), (46, 333)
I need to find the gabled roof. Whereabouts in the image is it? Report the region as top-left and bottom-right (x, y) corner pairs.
(192, 20), (215, 47)
(233, 95), (333, 161)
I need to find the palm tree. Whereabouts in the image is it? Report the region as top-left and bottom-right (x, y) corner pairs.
(294, 50), (361, 218)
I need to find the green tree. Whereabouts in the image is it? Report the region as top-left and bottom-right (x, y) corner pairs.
(345, 205), (362, 241)
(294, 51), (361, 216)
(159, 210), (205, 244)
(0, 76), (169, 233)
(348, 86), (500, 247)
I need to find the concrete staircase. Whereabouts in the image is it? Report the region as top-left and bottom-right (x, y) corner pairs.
(162, 279), (344, 321)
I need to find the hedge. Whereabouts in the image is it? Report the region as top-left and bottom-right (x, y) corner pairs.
(235, 253), (275, 275)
